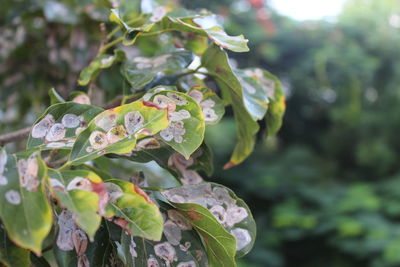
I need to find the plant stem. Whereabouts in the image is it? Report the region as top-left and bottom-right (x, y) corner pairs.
(98, 36), (124, 55)
(0, 126), (31, 146)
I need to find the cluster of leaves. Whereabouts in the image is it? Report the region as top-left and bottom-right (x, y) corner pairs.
(0, 1), (285, 266)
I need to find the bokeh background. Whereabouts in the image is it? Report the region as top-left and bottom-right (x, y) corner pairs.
(2, 0), (400, 266)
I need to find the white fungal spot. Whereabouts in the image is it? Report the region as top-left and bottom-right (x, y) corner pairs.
(167, 194), (186, 203)
(124, 111), (144, 135)
(210, 205), (227, 224)
(188, 89), (203, 103)
(203, 108), (218, 122)
(160, 121), (185, 143)
(167, 210), (192, 230)
(67, 177), (92, 191)
(62, 114), (80, 128)
(106, 125), (127, 144)
(104, 182), (123, 203)
(31, 114), (55, 138)
(57, 210), (76, 251)
(66, 141), (74, 147)
(129, 236), (138, 259)
(213, 187), (236, 206)
(231, 228), (251, 251)
(181, 170), (203, 185)
(75, 127), (85, 136)
(226, 206), (248, 227)
(147, 255), (160, 267)
(0, 175), (8, 186)
(0, 149), (7, 174)
(86, 146), (94, 153)
(167, 92), (188, 106)
(153, 95), (176, 111)
(95, 111), (118, 131)
(47, 142), (66, 148)
(168, 110), (191, 122)
(177, 261), (196, 267)
(17, 155), (39, 192)
(179, 242), (191, 252)
(154, 242), (176, 263)
(89, 131), (108, 150)
(200, 99), (215, 109)
(5, 190), (20, 205)
(150, 6), (167, 22)
(72, 94), (91, 105)
(45, 123), (66, 142)
(163, 220), (182, 246)
(50, 178), (65, 190)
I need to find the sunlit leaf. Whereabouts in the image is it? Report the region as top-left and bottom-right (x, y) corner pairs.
(143, 88), (205, 159)
(105, 179), (163, 241)
(122, 50), (194, 88)
(70, 101), (168, 165)
(27, 102), (103, 151)
(0, 149), (52, 254)
(48, 170), (106, 238)
(201, 45), (259, 168)
(78, 49), (126, 86)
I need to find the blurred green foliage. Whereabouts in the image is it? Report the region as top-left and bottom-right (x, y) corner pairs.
(3, 0), (400, 266)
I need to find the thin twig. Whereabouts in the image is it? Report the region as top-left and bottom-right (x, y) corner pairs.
(0, 126), (31, 146)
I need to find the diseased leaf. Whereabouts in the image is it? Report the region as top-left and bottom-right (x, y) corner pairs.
(104, 179), (163, 241)
(110, 9), (249, 52)
(201, 45), (259, 168)
(78, 49), (126, 86)
(70, 101), (168, 165)
(0, 149), (52, 254)
(0, 226), (31, 267)
(143, 88), (205, 159)
(27, 102), (103, 151)
(48, 170), (106, 239)
(123, 50), (194, 88)
(162, 183), (256, 258)
(119, 207), (209, 267)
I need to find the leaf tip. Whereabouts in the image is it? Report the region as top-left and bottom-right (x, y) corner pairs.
(223, 161), (236, 170)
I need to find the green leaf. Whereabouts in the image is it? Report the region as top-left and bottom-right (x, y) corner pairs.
(0, 149), (52, 254)
(188, 86), (225, 125)
(263, 71), (286, 137)
(201, 45), (259, 168)
(48, 170), (105, 239)
(110, 9), (249, 52)
(105, 179), (163, 241)
(0, 226), (31, 267)
(70, 101), (168, 165)
(27, 102), (103, 151)
(118, 206), (209, 266)
(122, 50), (194, 88)
(143, 88), (205, 159)
(78, 49), (126, 86)
(162, 182), (256, 259)
(49, 88), (66, 105)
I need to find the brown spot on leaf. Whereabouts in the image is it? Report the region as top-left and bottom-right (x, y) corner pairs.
(143, 101), (163, 109)
(187, 207), (201, 220)
(133, 184), (153, 204)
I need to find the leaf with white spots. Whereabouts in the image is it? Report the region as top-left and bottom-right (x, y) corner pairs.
(201, 44), (259, 168)
(104, 179), (164, 241)
(78, 49), (126, 86)
(70, 101), (168, 165)
(0, 149), (52, 255)
(48, 170), (107, 239)
(145, 89), (205, 159)
(123, 50), (194, 88)
(162, 182), (256, 258)
(188, 86), (225, 125)
(119, 207), (209, 267)
(27, 102), (103, 151)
